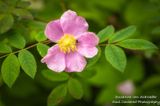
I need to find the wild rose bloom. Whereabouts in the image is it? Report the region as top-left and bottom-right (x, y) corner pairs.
(41, 10), (99, 72)
(117, 80), (135, 95)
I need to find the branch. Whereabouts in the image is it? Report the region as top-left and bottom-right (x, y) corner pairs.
(60, 0), (67, 12)
(0, 40), (107, 59)
(0, 40), (51, 59)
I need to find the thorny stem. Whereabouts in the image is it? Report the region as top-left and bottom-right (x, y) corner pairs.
(0, 41), (107, 59)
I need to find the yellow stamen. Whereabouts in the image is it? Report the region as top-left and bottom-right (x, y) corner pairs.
(58, 34), (77, 53)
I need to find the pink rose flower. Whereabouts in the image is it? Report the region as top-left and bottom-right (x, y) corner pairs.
(41, 10), (99, 72)
(117, 80), (135, 95)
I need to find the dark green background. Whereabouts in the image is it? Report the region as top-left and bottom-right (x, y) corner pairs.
(0, 0), (160, 106)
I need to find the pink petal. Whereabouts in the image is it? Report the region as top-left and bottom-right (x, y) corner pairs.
(77, 32), (99, 58)
(77, 32), (99, 47)
(45, 20), (63, 42)
(60, 10), (88, 37)
(77, 45), (98, 58)
(65, 52), (86, 72)
(41, 45), (65, 72)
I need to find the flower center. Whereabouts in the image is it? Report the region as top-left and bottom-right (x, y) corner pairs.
(58, 34), (77, 53)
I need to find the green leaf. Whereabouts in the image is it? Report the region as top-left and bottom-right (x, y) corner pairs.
(18, 50), (37, 78)
(41, 69), (69, 82)
(48, 84), (67, 106)
(68, 78), (83, 99)
(35, 31), (47, 42)
(105, 45), (126, 72)
(109, 26), (136, 43)
(8, 33), (26, 49)
(97, 25), (114, 43)
(117, 39), (158, 50)
(77, 68), (96, 79)
(86, 47), (101, 68)
(0, 14), (14, 34)
(0, 42), (12, 53)
(1, 54), (20, 87)
(12, 8), (33, 19)
(37, 43), (49, 57)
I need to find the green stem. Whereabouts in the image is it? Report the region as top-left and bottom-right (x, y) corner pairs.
(0, 40), (51, 59)
(98, 44), (108, 46)
(60, 0), (67, 11)
(0, 40), (107, 59)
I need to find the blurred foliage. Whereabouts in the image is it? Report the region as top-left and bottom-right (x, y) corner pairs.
(0, 0), (160, 106)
